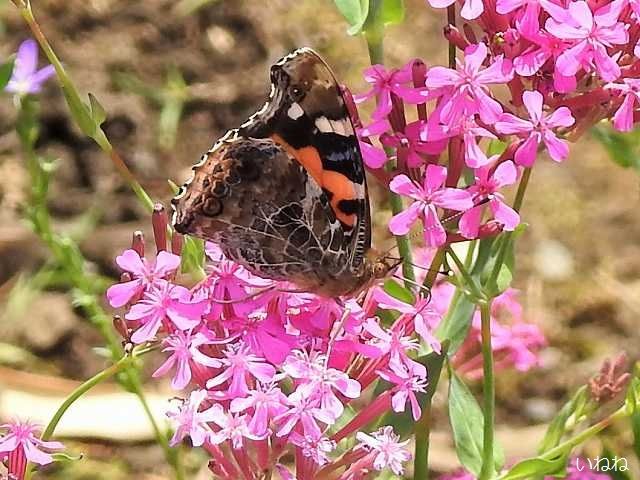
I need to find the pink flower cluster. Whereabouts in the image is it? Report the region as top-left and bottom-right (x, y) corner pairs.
(353, 0), (639, 248)
(106, 206), (547, 479)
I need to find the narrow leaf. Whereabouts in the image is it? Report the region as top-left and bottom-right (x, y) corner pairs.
(436, 291), (475, 354)
(88, 93), (107, 126)
(500, 455), (567, 480)
(0, 59), (15, 89)
(334, 0), (369, 34)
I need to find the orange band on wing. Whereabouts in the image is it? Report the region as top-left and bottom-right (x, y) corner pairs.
(271, 134), (323, 185)
(323, 170), (357, 226)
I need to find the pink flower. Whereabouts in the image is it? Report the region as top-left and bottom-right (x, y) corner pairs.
(167, 389), (222, 447)
(274, 393), (322, 438)
(426, 43), (514, 125)
(378, 363), (428, 421)
(460, 160), (521, 238)
(107, 249), (181, 308)
(206, 342), (276, 397)
(382, 121), (446, 167)
(290, 433), (336, 466)
(355, 426), (411, 475)
(362, 317), (420, 370)
(0, 420), (63, 467)
(152, 329), (223, 390)
(209, 411), (266, 449)
(426, 0), (484, 20)
(5, 39), (55, 95)
(229, 382), (288, 436)
(355, 63), (426, 120)
(389, 165), (474, 247)
(497, 0), (542, 37)
(544, 0), (628, 82)
(125, 283), (207, 344)
(605, 78), (640, 132)
(495, 90), (575, 166)
(228, 310), (295, 365)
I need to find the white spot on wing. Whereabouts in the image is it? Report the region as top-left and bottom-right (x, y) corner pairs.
(288, 103), (304, 120)
(315, 116), (333, 133)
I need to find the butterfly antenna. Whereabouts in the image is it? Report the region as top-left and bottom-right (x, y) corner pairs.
(391, 274), (433, 299)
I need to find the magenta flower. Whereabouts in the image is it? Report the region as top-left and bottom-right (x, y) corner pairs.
(355, 426), (411, 475)
(389, 164), (474, 247)
(426, 0), (484, 20)
(228, 310), (295, 365)
(0, 420), (63, 467)
(381, 120), (446, 167)
(544, 0), (628, 82)
(426, 43), (514, 125)
(460, 160), (521, 239)
(495, 91), (575, 166)
(209, 411), (266, 449)
(497, 0), (541, 37)
(152, 329), (223, 390)
(167, 389), (222, 447)
(229, 382), (288, 436)
(125, 283), (207, 344)
(362, 317), (420, 370)
(5, 39), (55, 95)
(605, 78), (640, 132)
(274, 393), (322, 438)
(378, 363), (428, 421)
(206, 342), (276, 397)
(107, 249), (181, 308)
(355, 63), (426, 120)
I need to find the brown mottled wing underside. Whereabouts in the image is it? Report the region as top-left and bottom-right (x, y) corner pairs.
(172, 131), (350, 291)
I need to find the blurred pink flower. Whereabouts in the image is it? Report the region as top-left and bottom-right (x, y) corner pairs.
(209, 411), (266, 449)
(426, 0), (484, 20)
(605, 78), (640, 132)
(5, 39), (55, 95)
(0, 420), (63, 469)
(229, 382), (288, 436)
(389, 164), (474, 247)
(495, 90), (575, 166)
(167, 389), (221, 447)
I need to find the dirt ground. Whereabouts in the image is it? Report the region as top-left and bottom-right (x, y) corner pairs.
(0, 0), (639, 478)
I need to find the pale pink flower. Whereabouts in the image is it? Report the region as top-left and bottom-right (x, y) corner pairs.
(209, 411), (266, 449)
(0, 420), (63, 466)
(167, 390), (222, 447)
(495, 90), (575, 166)
(5, 39), (55, 95)
(389, 164), (474, 247)
(107, 249), (181, 308)
(544, 0), (628, 82)
(605, 78), (640, 132)
(497, 0), (542, 37)
(425, 43), (514, 125)
(362, 317), (420, 370)
(229, 382), (288, 436)
(206, 342), (276, 397)
(274, 393), (322, 438)
(152, 329), (223, 390)
(290, 432), (336, 466)
(378, 363), (428, 421)
(125, 283), (207, 344)
(356, 426), (411, 475)
(460, 160), (521, 238)
(355, 63), (426, 120)
(426, 0), (484, 20)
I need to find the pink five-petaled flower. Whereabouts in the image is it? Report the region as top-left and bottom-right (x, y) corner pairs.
(425, 43), (514, 126)
(605, 78), (640, 132)
(426, 0), (484, 20)
(206, 342), (276, 397)
(362, 317), (420, 370)
(152, 329), (223, 390)
(378, 363), (428, 421)
(289, 432), (336, 466)
(355, 426), (412, 475)
(107, 249), (181, 308)
(495, 90), (575, 167)
(5, 39), (55, 95)
(167, 389), (222, 447)
(355, 63), (426, 120)
(389, 164), (474, 248)
(125, 283), (207, 344)
(544, 0), (628, 82)
(372, 287), (441, 354)
(0, 420), (63, 468)
(460, 160), (521, 239)
(209, 411), (266, 449)
(282, 350), (361, 424)
(229, 382), (288, 436)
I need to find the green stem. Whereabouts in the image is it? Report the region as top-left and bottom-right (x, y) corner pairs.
(486, 167), (532, 290)
(447, 247), (484, 301)
(478, 302), (496, 480)
(414, 402), (432, 480)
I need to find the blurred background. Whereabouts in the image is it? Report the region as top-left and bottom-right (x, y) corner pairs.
(0, 0), (639, 478)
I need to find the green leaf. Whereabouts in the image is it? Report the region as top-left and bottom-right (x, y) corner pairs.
(381, 342), (448, 436)
(383, 278), (415, 304)
(448, 371), (504, 476)
(631, 409), (640, 461)
(0, 58), (14, 89)
(500, 455), (568, 480)
(487, 138), (508, 157)
(591, 124), (640, 171)
(62, 86), (96, 137)
(436, 290), (475, 354)
(88, 93), (107, 126)
(362, 0), (405, 35)
(180, 235), (205, 274)
(625, 377), (640, 415)
(51, 452), (83, 463)
(601, 446), (632, 480)
(334, 0), (370, 34)
(538, 386), (588, 453)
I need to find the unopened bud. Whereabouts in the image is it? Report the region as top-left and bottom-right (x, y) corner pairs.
(152, 203), (168, 252)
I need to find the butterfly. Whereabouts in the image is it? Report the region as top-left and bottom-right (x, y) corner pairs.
(171, 47), (398, 297)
